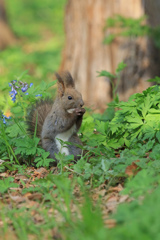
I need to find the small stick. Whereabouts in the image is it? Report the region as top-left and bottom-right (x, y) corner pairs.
(64, 166), (84, 176)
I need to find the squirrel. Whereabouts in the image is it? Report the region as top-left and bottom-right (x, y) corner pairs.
(27, 71), (85, 164)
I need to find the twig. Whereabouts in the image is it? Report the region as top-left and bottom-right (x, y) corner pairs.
(64, 166), (84, 176)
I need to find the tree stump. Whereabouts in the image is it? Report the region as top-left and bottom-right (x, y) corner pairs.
(60, 0), (159, 109)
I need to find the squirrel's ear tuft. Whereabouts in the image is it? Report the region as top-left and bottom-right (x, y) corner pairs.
(55, 72), (65, 97)
(62, 71), (75, 88)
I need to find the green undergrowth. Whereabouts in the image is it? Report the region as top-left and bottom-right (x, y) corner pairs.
(1, 66), (160, 238)
(0, 68), (160, 240)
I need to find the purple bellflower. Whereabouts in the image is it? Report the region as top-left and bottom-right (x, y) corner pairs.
(2, 114), (11, 124)
(9, 79), (34, 102)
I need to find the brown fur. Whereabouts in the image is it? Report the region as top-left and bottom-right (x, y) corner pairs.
(55, 71), (75, 88)
(27, 99), (53, 138)
(27, 71), (85, 163)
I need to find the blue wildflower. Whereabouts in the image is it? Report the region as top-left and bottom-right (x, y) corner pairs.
(9, 79), (34, 100)
(9, 81), (18, 102)
(9, 88), (17, 102)
(21, 85), (28, 92)
(12, 96), (16, 102)
(3, 118), (6, 124)
(2, 114), (11, 124)
(36, 94), (42, 97)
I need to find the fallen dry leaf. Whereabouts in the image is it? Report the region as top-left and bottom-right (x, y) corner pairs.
(23, 192), (32, 198)
(18, 200), (40, 209)
(106, 195), (119, 213)
(9, 195), (26, 203)
(119, 195), (129, 203)
(33, 167), (48, 179)
(33, 213), (44, 223)
(27, 192), (43, 201)
(0, 172), (8, 178)
(51, 227), (62, 240)
(104, 219), (116, 228)
(0, 160), (5, 165)
(15, 174), (29, 183)
(125, 160), (140, 176)
(108, 184), (123, 193)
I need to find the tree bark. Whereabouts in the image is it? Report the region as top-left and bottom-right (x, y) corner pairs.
(60, 0), (159, 109)
(0, 0), (16, 49)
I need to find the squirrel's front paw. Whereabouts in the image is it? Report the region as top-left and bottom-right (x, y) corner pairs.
(75, 108), (86, 116)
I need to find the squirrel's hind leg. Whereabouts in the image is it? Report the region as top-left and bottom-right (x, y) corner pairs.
(42, 138), (59, 165)
(68, 134), (83, 161)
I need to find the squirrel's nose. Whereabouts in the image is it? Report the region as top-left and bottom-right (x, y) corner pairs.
(80, 100), (84, 107)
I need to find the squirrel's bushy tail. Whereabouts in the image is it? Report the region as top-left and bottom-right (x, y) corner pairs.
(26, 99), (53, 138)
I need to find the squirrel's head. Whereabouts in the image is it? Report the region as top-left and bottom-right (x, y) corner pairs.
(55, 71), (84, 113)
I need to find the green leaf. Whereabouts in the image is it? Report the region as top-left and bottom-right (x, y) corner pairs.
(17, 70), (29, 81)
(150, 144), (160, 160)
(124, 138), (130, 147)
(15, 136), (40, 156)
(116, 61), (126, 74)
(6, 122), (25, 138)
(147, 76), (160, 84)
(97, 70), (116, 79)
(107, 138), (123, 148)
(140, 95), (152, 118)
(11, 106), (24, 115)
(125, 115), (143, 124)
(148, 108), (160, 114)
(156, 131), (160, 143)
(0, 177), (18, 193)
(101, 159), (110, 172)
(103, 34), (115, 44)
(95, 120), (106, 134)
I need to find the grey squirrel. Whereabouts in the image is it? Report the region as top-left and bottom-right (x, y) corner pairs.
(27, 71), (85, 163)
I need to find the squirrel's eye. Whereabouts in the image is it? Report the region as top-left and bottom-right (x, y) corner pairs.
(68, 96), (72, 100)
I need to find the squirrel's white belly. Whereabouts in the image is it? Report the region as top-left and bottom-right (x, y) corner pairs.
(55, 124), (76, 155)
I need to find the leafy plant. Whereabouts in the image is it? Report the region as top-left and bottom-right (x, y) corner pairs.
(0, 177), (18, 193)
(95, 62), (126, 122)
(97, 61), (126, 102)
(0, 71), (56, 167)
(107, 185), (160, 240)
(1, 61), (160, 239)
(107, 84), (160, 148)
(104, 15), (160, 48)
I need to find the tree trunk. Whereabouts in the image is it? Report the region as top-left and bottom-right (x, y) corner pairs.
(0, 0), (16, 49)
(60, 0), (159, 109)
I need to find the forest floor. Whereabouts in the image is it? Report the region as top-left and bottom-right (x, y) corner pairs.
(0, 162), (135, 239)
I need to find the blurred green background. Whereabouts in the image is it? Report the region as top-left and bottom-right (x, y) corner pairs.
(1, 0), (66, 89)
